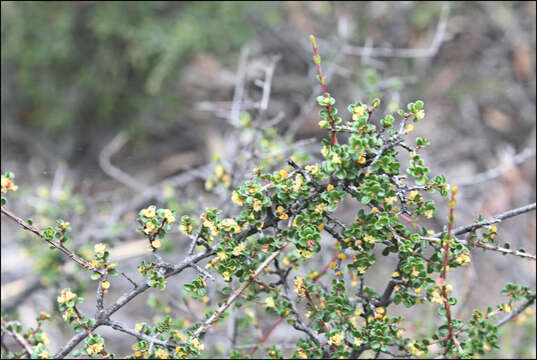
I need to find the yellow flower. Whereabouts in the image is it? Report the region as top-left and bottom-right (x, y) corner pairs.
(151, 239), (162, 249)
(37, 349), (49, 359)
(385, 196), (397, 206)
(141, 207), (156, 218)
(107, 262), (117, 269)
(276, 205), (285, 214)
(154, 348), (168, 359)
(221, 218), (237, 229)
(328, 332), (345, 346)
(57, 289), (76, 304)
(265, 297), (276, 308)
(175, 347), (184, 357)
(40, 332), (50, 345)
(405, 124), (414, 133)
(162, 209), (176, 223)
(371, 207), (378, 213)
(357, 154), (366, 164)
(294, 277), (306, 297)
(1, 176), (18, 194)
(411, 268), (420, 277)
(376, 307), (385, 314)
(190, 338), (204, 352)
(40, 312), (51, 320)
(352, 104), (368, 120)
(293, 174), (304, 191)
(424, 210), (433, 219)
(408, 190), (419, 200)
(456, 252), (471, 266)
(279, 170), (289, 178)
(102, 281), (111, 289)
(354, 337), (363, 346)
(416, 109), (425, 120)
(297, 249), (314, 259)
(252, 198), (262, 212)
(217, 251), (228, 261)
(332, 154), (342, 164)
(232, 243), (246, 256)
(62, 308), (74, 321)
(135, 323), (145, 332)
(297, 348), (308, 358)
(431, 289), (444, 304)
(414, 288), (421, 293)
(86, 342), (104, 355)
(315, 202), (328, 214)
(231, 191), (244, 206)
(143, 221), (156, 234)
(337, 253), (346, 260)
(94, 243), (106, 254)
(326, 184), (334, 191)
(408, 340), (424, 356)
(279, 213), (289, 220)
(363, 234), (376, 244)
(222, 271), (231, 281)
(305, 164), (320, 175)
(392, 272), (400, 278)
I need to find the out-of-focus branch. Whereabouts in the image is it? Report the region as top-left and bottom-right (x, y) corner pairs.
(343, 3), (450, 58)
(98, 132), (146, 191)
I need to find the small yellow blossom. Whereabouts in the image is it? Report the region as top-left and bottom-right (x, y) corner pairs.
(376, 307), (385, 314)
(279, 213), (289, 220)
(102, 281), (111, 289)
(57, 289), (76, 304)
(40, 312), (51, 320)
(86, 342), (104, 355)
(431, 289), (444, 304)
(329, 262), (337, 270)
(416, 109), (425, 120)
(190, 338), (204, 352)
(1, 176), (18, 194)
(424, 210), (433, 219)
(135, 323), (145, 332)
(305, 164), (320, 176)
(143, 221), (156, 234)
(321, 146), (330, 158)
(356, 266), (367, 274)
(352, 104), (368, 120)
(162, 209), (176, 223)
(222, 271), (231, 281)
(232, 243), (246, 256)
(94, 243), (106, 254)
(107, 262), (117, 269)
(231, 191), (243, 206)
(265, 297), (276, 308)
(293, 174), (304, 191)
(354, 337), (363, 346)
(151, 239), (162, 249)
(276, 205), (285, 214)
(154, 348), (168, 359)
(40, 332), (50, 345)
(217, 251), (228, 261)
(326, 184), (334, 191)
(405, 124), (414, 133)
(294, 277), (306, 297)
(337, 253), (346, 260)
(297, 249), (314, 259)
(415, 288), (421, 293)
(249, 198), (262, 212)
(371, 207), (378, 213)
(363, 234), (376, 244)
(141, 207), (156, 218)
(385, 196), (397, 206)
(297, 348), (308, 359)
(392, 272), (400, 278)
(332, 154), (342, 164)
(279, 170), (289, 178)
(328, 332), (345, 346)
(456, 252), (471, 266)
(357, 154), (367, 164)
(408, 190), (419, 200)
(37, 349), (49, 359)
(408, 341), (424, 356)
(411, 268), (420, 277)
(315, 202), (328, 214)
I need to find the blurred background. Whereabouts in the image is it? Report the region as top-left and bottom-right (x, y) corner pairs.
(1, 1), (535, 358)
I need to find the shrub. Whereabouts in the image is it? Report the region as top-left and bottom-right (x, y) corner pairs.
(1, 35), (535, 359)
